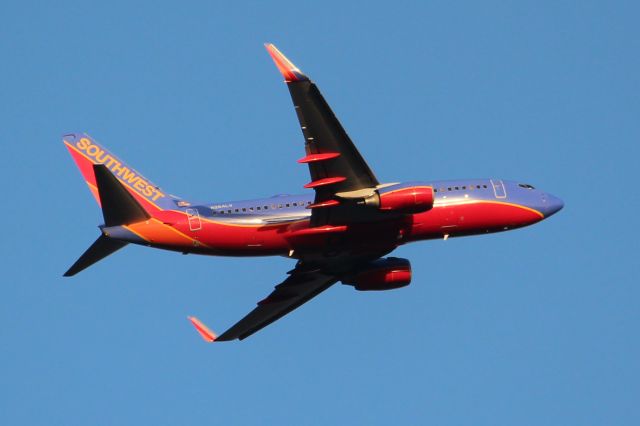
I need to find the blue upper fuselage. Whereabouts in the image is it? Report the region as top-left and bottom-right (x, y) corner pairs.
(180, 179), (564, 223)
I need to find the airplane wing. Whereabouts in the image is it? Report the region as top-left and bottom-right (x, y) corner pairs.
(185, 47), (400, 343)
(265, 44), (380, 226)
(196, 269), (338, 342)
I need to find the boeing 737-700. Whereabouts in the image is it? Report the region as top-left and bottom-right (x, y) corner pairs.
(63, 44), (564, 342)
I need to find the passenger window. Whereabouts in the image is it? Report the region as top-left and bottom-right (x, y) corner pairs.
(249, 207), (254, 211)
(454, 186), (459, 190)
(235, 209), (239, 212)
(257, 206), (261, 210)
(242, 208), (246, 212)
(264, 206), (269, 210)
(447, 187), (452, 191)
(462, 186), (466, 190)
(286, 203), (290, 208)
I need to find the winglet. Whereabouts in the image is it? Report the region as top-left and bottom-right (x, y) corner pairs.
(264, 43), (308, 82)
(187, 316), (217, 342)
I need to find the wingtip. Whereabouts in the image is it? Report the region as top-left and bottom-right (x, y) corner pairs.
(264, 43), (308, 82)
(187, 316), (217, 343)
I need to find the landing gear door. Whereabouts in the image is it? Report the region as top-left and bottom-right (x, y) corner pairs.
(186, 208), (202, 231)
(490, 179), (507, 199)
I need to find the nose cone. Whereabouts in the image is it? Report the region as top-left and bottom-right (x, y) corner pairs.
(540, 193), (564, 218)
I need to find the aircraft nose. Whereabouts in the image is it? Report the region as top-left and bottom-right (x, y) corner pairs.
(540, 192), (564, 218)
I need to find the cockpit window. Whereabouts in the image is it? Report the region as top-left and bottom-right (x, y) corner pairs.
(518, 183), (535, 189)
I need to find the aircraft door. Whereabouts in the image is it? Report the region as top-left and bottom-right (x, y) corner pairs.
(490, 179), (507, 199)
(186, 208), (202, 231)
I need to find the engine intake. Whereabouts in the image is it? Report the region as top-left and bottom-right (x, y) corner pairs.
(343, 257), (412, 291)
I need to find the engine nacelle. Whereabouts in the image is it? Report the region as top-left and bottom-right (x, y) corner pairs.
(364, 185), (434, 214)
(343, 257), (412, 291)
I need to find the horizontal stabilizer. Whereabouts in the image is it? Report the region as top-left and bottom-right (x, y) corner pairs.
(63, 234), (127, 277)
(94, 164), (150, 226)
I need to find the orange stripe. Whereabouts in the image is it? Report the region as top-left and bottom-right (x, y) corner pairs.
(124, 218), (211, 248)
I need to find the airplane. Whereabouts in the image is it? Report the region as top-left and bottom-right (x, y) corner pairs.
(63, 43), (564, 342)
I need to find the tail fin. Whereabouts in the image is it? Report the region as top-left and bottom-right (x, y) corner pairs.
(64, 165), (153, 277)
(63, 133), (180, 212)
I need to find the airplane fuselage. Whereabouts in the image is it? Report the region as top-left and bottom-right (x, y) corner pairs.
(103, 178), (563, 258)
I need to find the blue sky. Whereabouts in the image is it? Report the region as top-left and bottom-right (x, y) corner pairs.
(1, 1), (638, 424)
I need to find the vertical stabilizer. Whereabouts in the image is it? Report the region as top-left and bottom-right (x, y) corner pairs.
(63, 133), (181, 211)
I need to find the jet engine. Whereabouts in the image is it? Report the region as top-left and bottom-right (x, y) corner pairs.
(342, 257), (412, 291)
(362, 186), (434, 214)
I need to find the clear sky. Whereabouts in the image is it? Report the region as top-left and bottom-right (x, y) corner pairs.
(1, 1), (638, 425)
